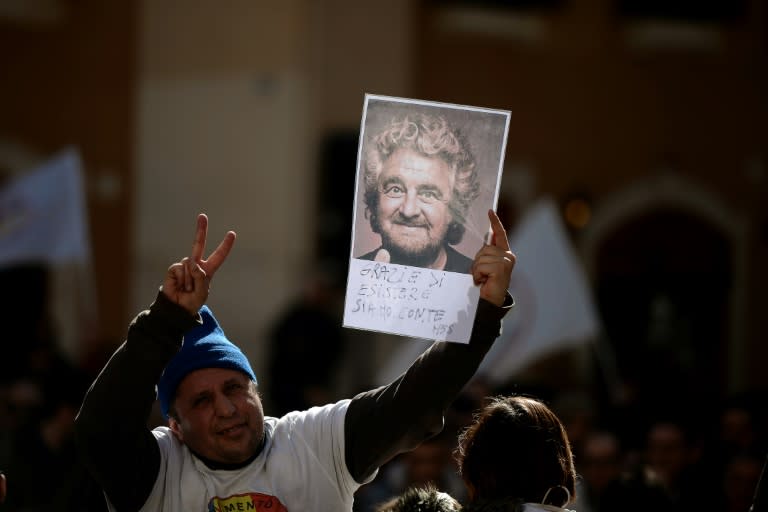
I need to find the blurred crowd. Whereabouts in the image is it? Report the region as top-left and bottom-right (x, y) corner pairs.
(354, 377), (766, 512)
(0, 264), (107, 510)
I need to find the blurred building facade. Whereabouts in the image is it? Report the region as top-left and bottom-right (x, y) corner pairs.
(1, 0), (765, 404)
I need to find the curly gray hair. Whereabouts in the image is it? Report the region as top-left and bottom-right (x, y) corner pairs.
(363, 112), (479, 245)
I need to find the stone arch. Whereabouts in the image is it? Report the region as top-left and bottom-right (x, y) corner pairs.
(580, 172), (747, 392)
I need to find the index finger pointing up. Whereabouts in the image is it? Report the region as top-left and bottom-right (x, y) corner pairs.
(488, 209), (510, 251)
(191, 213), (208, 263)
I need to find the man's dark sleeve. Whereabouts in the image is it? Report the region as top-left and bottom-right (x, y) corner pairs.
(344, 295), (513, 482)
(74, 292), (200, 511)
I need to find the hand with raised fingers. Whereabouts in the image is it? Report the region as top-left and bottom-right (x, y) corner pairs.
(471, 209), (516, 307)
(162, 214), (236, 315)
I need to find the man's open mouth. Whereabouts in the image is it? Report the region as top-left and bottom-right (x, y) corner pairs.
(217, 424), (245, 436)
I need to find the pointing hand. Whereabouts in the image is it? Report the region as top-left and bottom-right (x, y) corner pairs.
(471, 210), (515, 307)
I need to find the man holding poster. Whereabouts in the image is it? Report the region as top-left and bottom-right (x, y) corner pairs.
(75, 211), (514, 511)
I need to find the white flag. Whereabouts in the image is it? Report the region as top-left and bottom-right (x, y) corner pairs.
(478, 197), (600, 384)
(0, 147), (91, 266)
(0, 147), (97, 363)
(372, 197), (600, 387)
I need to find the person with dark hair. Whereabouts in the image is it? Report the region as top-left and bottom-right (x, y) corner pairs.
(375, 484), (461, 512)
(75, 211), (515, 511)
(572, 430), (624, 512)
(455, 395), (577, 512)
(266, 269), (347, 417)
(358, 113), (479, 273)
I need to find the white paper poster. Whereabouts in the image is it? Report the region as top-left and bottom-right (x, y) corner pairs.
(344, 94), (510, 343)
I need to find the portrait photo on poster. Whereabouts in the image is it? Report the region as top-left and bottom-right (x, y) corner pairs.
(343, 94), (510, 343)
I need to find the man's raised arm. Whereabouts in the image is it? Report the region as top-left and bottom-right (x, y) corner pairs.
(344, 210), (515, 482)
(74, 214), (235, 511)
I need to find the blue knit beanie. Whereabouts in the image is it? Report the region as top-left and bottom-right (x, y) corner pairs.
(157, 305), (256, 419)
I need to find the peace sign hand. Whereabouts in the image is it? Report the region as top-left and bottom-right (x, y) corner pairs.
(162, 214), (236, 315)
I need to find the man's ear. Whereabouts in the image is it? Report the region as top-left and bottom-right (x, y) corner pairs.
(169, 416), (185, 443)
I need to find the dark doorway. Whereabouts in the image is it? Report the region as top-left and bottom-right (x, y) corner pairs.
(595, 208), (732, 431)
(315, 131), (359, 289)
